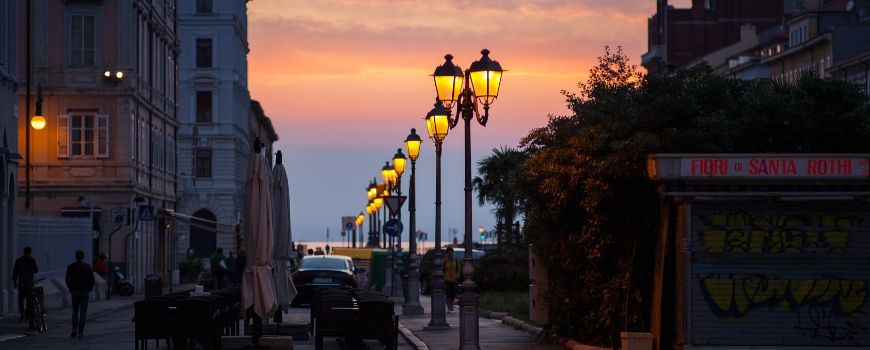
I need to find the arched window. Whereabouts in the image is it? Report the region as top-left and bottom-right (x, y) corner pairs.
(189, 209), (217, 258)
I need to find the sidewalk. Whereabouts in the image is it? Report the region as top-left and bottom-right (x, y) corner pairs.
(397, 295), (558, 350)
(0, 283), (195, 343)
(0, 293), (138, 342)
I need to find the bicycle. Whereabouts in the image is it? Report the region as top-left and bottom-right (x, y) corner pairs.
(22, 278), (48, 332)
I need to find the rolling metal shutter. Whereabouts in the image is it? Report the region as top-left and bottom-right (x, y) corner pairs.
(689, 203), (870, 346)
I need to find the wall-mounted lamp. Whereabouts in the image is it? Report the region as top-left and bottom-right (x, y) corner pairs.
(103, 70), (125, 81)
(30, 84), (45, 130)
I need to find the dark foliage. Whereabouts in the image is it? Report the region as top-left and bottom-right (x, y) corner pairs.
(474, 249), (529, 292)
(519, 46), (870, 346)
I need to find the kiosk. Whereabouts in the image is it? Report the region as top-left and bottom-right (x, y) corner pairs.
(647, 154), (870, 349)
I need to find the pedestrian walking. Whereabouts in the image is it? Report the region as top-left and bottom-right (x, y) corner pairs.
(65, 250), (95, 338)
(211, 247), (227, 289)
(443, 247), (461, 312)
(12, 246), (39, 323)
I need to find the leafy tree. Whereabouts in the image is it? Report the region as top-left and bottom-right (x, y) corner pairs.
(520, 46), (870, 346)
(473, 146), (528, 252)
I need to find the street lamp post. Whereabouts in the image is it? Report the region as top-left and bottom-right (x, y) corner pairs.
(381, 162), (395, 295)
(376, 182), (386, 247)
(356, 212), (364, 248)
(366, 204), (374, 247)
(432, 49), (504, 349)
(403, 128), (424, 315)
(424, 99), (451, 329)
(392, 149), (407, 299)
(367, 180), (378, 247)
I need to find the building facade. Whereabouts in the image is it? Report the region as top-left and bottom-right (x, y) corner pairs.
(644, 0), (870, 97)
(642, 0), (785, 75)
(176, 0), (277, 265)
(1, 0), (19, 316)
(765, 0), (870, 89)
(16, 0), (179, 291)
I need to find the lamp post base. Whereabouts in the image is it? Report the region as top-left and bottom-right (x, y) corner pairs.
(427, 277), (450, 329)
(403, 253), (424, 315)
(458, 290), (481, 350)
(402, 304), (424, 315)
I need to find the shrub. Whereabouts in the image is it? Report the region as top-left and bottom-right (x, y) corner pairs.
(474, 249), (528, 292)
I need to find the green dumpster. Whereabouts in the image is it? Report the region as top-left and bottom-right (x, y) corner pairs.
(369, 249), (389, 292)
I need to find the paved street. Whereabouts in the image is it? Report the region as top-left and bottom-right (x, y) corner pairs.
(0, 292), (557, 350)
(0, 296), (138, 350)
(0, 294), (415, 350)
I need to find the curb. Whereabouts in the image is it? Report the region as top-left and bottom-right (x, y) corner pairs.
(558, 338), (611, 350)
(397, 321), (429, 350)
(481, 311), (611, 350)
(481, 310), (544, 337)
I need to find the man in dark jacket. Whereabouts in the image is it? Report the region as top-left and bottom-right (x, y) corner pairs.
(12, 246), (38, 323)
(65, 250), (95, 338)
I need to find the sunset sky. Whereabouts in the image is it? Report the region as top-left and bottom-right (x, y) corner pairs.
(246, 1), (684, 244)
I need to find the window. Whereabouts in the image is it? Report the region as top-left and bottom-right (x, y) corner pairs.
(70, 15), (96, 66)
(196, 0), (213, 13)
(57, 113), (109, 158)
(195, 149), (212, 178)
(196, 38), (212, 68)
(704, 0), (715, 10)
(196, 91), (212, 122)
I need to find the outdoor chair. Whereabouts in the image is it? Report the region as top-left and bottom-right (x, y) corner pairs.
(210, 290), (241, 336)
(353, 290), (390, 302)
(309, 289), (352, 332)
(176, 297), (221, 350)
(357, 299), (397, 350)
(313, 293), (358, 350)
(133, 299), (174, 350)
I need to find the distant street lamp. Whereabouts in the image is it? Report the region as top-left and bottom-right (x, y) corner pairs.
(366, 203), (375, 247)
(367, 180), (378, 247)
(356, 212), (365, 248)
(392, 148), (407, 298)
(432, 49), (505, 348)
(374, 182), (385, 247)
(403, 128), (424, 315)
(424, 99), (451, 329)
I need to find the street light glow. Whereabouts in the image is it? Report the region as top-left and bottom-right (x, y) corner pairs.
(30, 115), (46, 130)
(393, 148), (407, 177)
(468, 49), (504, 107)
(405, 128), (422, 161)
(433, 54), (464, 110)
(425, 100), (450, 142)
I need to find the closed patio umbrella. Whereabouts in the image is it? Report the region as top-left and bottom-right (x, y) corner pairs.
(242, 139), (278, 339)
(272, 150), (297, 315)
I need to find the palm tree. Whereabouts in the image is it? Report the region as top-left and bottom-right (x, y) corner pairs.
(473, 146), (528, 252)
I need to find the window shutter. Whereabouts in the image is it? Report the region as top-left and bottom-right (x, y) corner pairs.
(97, 114), (109, 158)
(58, 114), (70, 158)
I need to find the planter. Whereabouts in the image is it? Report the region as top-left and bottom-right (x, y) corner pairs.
(620, 332), (653, 350)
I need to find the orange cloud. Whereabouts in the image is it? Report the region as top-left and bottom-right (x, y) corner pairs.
(248, 0), (652, 149)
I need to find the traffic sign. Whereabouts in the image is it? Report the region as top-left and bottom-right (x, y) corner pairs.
(384, 218), (403, 237)
(112, 207), (127, 225)
(383, 195), (406, 216)
(138, 205), (155, 221)
(341, 216), (355, 231)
